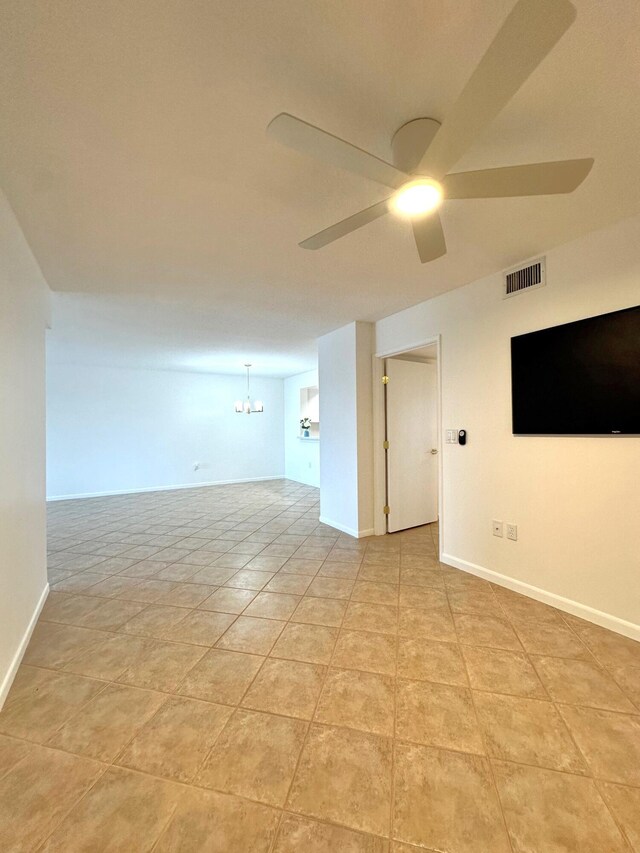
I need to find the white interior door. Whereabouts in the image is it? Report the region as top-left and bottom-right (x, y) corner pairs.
(385, 358), (438, 533)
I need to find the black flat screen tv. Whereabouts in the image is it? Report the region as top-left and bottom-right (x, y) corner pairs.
(511, 305), (640, 435)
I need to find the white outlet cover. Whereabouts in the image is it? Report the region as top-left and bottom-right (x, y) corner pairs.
(492, 520), (503, 537)
(506, 524), (518, 541)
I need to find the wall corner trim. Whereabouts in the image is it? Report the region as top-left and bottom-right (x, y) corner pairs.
(319, 516), (375, 539)
(441, 553), (640, 642)
(0, 582), (49, 710)
(46, 474), (285, 502)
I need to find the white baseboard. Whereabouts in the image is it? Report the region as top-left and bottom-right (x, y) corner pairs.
(0, 582), (49, 710)
(46, 475), (286, 502)
(319, 516), (375, 539)
(441, 552), (640, 642)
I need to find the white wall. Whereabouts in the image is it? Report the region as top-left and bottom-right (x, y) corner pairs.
(284, 369), (320, 487)
(0, 191), (50, 706)
(47, 363), (285, 498)
(318, 322), (374, 537)
(375, 214), (640, 633)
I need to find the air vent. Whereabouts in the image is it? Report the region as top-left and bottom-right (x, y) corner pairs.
(503, 257), (546, 299)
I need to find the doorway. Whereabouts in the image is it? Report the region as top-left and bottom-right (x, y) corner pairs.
(372, 337), (442, 543)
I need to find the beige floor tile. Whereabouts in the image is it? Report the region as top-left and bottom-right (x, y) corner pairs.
(84, 574), (143, 599)
(288, 724), (392, 836)
(396, 679), (484, 754)
(495, 591), (566, 627)
(41, 765), (183, 852)
(244, 591), (301, 620)
(0, 666), (104, 743)
(532, 655), (636, 711)
(199, 586), (257, 613)
(191, 565), (239, 585)
(0, 744), (104, 853)
(156, 582), (213, 607)
(63, 633), (152, 681)
(40, 592), (104, 625)
(398, 585), (447, 609)
(315, 668), (394, 736)
(225, 568), (275, 590)
(51, 571), (106, 593)
(397, 637), (468, 686)
(351, 581), (398, 605)
(179, 648), (263, 704)
(393, 743), (510, 852)
(513, 620), (592, 659)
(216, 615), (285, 654)
(48, 683), (166, 761)
(0, 734), (31, 780)
(274, 813), (389, 853)
(279, 558), (323, 576)
(242, 658), (325, 719)
(600, 782), (640, 852)
(155, 787), (280, 852)
(163, 609), (236, 646)
(343, 602), (398, 635)
(197, 709), (306, 806)
(118, 695), (232, 782)
(125, 579), (181, 604)
(265, 573), (313, 594)
(569, 623), (640, 669)
(117, 559), (166, 578)
(399, 567), (444, 589)
(117, 638), (206, 692)
(271, 622), (338, 664)
(558, 704), (640, 785)
(22, 622), (107, 669)
(121, 603), (189, 638)
(474, 691), (587, 773)
(447, 588), (502, 617)
(492, 760), (628, 853)
(214, 553), (253, 570)
(75, 597), (148, 631)
(246, 555), (289, 571)
(332, 629), (397, 675)
(318, 561), (359, 580)
(612, 664), (640, 710)
(462, 646), (547, 698)
(454, 613), (522, 651)
(307, 576), (355, 600)
(398, 606), (456, 642)
(358, 563), (400, 584)
(291, 596), (346, 627)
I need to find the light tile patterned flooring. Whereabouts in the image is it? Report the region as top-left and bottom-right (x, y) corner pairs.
(1, 479), (640, 851)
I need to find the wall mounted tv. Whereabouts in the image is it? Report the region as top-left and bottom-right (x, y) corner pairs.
(511, 305), (640, 435)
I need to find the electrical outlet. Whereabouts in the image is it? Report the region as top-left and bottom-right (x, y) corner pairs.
(506, 523), (518, 541)
(492, 520), (503, 537)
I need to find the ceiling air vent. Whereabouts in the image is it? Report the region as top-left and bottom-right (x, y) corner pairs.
(503, 257), (546, 299)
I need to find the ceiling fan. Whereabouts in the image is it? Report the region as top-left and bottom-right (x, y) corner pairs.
(267, 0), (593, 263)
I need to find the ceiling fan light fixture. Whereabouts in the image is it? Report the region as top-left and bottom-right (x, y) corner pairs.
(391, 179), (443, 218)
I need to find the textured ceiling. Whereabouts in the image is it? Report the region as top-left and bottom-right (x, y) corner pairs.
(2, 0), (640, 375)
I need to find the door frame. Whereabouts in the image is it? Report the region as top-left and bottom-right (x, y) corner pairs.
(371, 335), (443, 555)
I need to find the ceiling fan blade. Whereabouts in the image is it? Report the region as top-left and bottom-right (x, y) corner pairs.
(444, 158), (593, 199)
(299, 199), (391, 250)
(417, 0), (577, 179)
(268, 113), (408, 189)
(412, 213), (447, 264)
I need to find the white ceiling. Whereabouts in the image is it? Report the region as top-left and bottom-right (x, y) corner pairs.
(3, 0), (640, 377)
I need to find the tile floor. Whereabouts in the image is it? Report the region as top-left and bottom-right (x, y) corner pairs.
(1, 479), (639, 851)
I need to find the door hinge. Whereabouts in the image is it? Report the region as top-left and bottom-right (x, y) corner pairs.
(383, 505), (390, 515)
(381, 375), (389, 384)
(383, 440), (389, 450)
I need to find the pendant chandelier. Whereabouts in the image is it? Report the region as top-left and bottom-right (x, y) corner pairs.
(234, 364), (264, 414)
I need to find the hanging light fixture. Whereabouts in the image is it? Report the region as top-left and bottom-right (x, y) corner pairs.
(234, 364), (264, 414)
